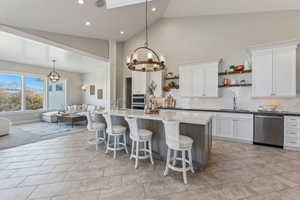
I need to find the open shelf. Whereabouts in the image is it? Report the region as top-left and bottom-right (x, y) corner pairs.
(165, 76), (179, 80)
(218, 70), (252, 76)
(219, 83), (252, 88)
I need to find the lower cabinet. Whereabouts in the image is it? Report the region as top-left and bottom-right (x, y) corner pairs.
(216, 113), (253, 143)
(216, 117), (234, 138)
(284, 116), (300, 150)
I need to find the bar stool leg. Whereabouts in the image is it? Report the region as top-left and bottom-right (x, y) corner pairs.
(172, 150), (177, 166)
(113, 136), (117, 159)
(104, 130), (107, 145)
(144, 141), (147, 156)
(123, 133), (128, 154)
(95, 130), (99, 151)
(130, 141), (135, 160)
(105, 134), (110, 153)
(182, 150), (187, 184)
(149, 140), (154, 165)
(135, 141), (139, 169)
(164, 148), (171, 176)
(188, 149), (195, 173)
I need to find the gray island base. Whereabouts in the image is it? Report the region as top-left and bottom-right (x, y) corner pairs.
(96, 109), (213, 169)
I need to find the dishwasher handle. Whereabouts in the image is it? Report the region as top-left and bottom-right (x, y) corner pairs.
(255, 115), (283, 119)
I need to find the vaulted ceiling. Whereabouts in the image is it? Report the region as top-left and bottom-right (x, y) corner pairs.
(1, 0), (300, 41)
(0, 31), (107, 73)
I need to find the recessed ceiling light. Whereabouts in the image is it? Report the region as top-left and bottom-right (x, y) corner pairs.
(85, 21), (91, 26)
(152, 7), (157, 12)
(78, 0), (84, 5)
(120, 31), (125, 35)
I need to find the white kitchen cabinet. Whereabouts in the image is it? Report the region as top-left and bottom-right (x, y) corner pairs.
(179, 61), (219, 97)
(179, 66), (193, 97)
(284, 116), (300, 150)
(192, 67), (205, 97)
(203, 62), (219, 97)
(132, 71), (148, 95)
(216, 117), (234, 138)
(252, 49), (273, 97)
(216, 113), (253, 143)
(273, 47), (296, 97)
(234, 118), (253, 141)
(251, 43), (297, 98)
(132, 71), (163, 96)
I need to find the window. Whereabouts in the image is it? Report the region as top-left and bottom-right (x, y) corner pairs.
(0, 72), (66, 112)
(0, 74), (22, 112)
(25, 77), (44, 110)
(55, 84), (63, 91)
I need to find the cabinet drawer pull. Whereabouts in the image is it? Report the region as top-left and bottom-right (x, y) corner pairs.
(288, 123), (298, 127)
(289, 141), (297, 144)
(288, 132), (297, 135)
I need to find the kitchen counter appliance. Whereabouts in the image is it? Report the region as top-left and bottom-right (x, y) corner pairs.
(132, 94), (145, 110)
(254, 114), (284, 147)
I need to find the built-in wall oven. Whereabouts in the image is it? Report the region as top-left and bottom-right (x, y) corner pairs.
(132, 94), (145, 110)
(254, 113), (284, 148)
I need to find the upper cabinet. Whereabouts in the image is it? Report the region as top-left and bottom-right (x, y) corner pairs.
(251, 43), (297, 98)
(179, 61), (219, 97)
(132, 71), (163, 96)
(132, 71), (148, 95)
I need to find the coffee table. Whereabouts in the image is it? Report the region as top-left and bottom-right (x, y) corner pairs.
(56, 114), (87, 128)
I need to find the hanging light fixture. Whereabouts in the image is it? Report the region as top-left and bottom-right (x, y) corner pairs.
(126, 0), (165, 72)
(48, 59), (61, 82)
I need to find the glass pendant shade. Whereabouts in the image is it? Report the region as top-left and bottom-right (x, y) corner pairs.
(48, 60), (61, 82)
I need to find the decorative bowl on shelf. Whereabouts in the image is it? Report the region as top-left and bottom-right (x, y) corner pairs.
(166, 72), (174, 78)
(234, 65), (244, 71)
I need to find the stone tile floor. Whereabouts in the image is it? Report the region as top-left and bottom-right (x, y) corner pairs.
(1, 131), (300, 200)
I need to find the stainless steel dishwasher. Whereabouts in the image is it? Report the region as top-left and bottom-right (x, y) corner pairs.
(254, 114), (284, 147)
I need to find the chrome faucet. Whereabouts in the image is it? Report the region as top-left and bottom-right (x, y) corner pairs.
(233, 95), (238, 110)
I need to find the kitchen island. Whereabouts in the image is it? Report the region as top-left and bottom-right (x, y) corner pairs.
(96, 109), (213, 169)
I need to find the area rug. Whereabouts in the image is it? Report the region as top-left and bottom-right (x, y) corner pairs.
(0, 122), (87, 150)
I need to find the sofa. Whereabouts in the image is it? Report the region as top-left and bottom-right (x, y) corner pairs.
(42, 111), (59, 123)
(0, 118), (11, 136)
(42, 104), (103, 123)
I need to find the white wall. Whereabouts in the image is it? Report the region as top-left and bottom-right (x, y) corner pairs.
(122, 10), (300, 112)
(0, 60), (83, 124)
(11, 26), (109, 59)
(81, 65), (108, 108)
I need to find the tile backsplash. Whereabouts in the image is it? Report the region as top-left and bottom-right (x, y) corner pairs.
(166, 87), (300, 112)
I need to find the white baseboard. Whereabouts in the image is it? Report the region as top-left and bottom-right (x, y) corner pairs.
(213, 136), (253, 144)
(284, 146), (300, 152)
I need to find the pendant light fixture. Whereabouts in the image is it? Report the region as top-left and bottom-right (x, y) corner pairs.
(126, 0), (165, 72)
(48, 59), (61, 82)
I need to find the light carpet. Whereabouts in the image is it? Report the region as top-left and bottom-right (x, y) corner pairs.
(0, 122), (86, 150)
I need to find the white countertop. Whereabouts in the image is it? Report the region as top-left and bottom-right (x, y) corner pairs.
(96, 109), (213, 125)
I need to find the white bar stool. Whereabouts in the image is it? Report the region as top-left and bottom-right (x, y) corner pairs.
(163, 120), (194, 184)
(103, 113), (128, 159)
(125, 116), (154, 169)
(85, 111), (106, 151)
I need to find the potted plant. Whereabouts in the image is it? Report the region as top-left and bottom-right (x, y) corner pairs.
(229, 65), (235, 72)
(146, 81), (157, 111)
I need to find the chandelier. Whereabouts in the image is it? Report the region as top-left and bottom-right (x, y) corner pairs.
(126, 0), (165, 72)
(48, 60), (61, 82)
